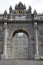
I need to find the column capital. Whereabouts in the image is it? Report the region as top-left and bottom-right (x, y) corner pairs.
(34, 22), (38, 29)
(3, 22), (7, 29)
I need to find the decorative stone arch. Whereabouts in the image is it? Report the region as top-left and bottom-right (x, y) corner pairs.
(12, 29), (29, 37)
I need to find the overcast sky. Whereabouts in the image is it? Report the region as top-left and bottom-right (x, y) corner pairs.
(0, 0), (43, 14)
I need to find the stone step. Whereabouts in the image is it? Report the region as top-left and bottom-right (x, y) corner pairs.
(0, 60), (43, 65)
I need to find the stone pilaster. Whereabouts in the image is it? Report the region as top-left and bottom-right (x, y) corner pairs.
(1, 22), (8, 59)
(34, 22), (40, 59)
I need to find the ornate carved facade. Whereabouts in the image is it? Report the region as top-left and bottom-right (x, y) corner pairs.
(0, 2), (43, 59)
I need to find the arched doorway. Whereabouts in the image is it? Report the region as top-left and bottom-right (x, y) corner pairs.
(11, 29), (29, 59)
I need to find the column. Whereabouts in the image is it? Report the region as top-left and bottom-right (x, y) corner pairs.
(34, 22), (40, 59)
(1, 22), (8, 59)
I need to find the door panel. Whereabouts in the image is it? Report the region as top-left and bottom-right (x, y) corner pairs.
(12, 33), (29, 59)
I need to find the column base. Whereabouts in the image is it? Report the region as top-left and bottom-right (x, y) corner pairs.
(35, 54), (41, 59)
(40, 56), (43, 59)
(1, 54), (6, 59)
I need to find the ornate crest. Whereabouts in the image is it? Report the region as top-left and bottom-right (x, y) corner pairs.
(15, 2), (26, 10)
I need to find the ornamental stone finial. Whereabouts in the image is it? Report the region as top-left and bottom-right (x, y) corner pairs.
(4, 10), (7, 18)
(9, 5), (12, 13)
(29, 5), (31, 12)
(28, 5), (32, 13)
(33, 10), (37, 15)
(33, 10), (37, 17)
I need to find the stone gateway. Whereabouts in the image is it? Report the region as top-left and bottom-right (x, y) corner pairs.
(0, 2), (43, 60)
